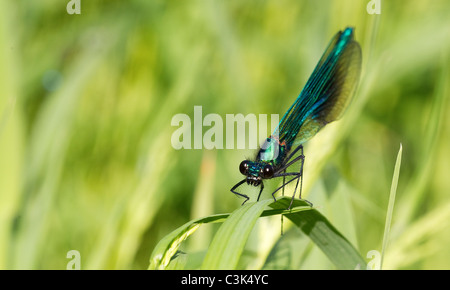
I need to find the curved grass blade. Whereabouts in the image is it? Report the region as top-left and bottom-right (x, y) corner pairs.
(149, 197), (365, 270)
(148, 213), (229, 269)
(201, 199), (274, 269)
(380, 143), (403, 269)
(262, 227), (311, 270)
(270, 198), (367, 270)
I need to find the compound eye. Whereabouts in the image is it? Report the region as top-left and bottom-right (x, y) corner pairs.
(239, 160), (250, 175)
(261, 164), (274, 179)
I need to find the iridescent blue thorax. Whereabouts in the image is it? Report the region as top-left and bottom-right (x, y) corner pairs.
(256, 136), (289, 168)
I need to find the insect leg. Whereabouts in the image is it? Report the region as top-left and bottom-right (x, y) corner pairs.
(230, 179), (250, 205)
(256, 182), (265, 202)
(290, 148), (306, 209)
(272, 154), (305, 203)
(270, 172), (300, 202)
(275, 145), (304, 173)
(273, 172), (311, 209)
(284, 145), (303, 165)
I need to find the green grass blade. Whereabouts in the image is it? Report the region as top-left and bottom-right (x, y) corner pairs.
(262, 227), (311, 270)
(270, 198), (367, 270)
(148, 213), (229, 269)
(201, 200), (274, 270)
(380, 144), (403, 269)
(150, 197), (366, 270)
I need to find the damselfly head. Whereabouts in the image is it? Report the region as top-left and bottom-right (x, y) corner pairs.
(239, 160), (274, 186)
(246, 175), (262, 186)
(259, 164), (273, 178)
(239, 160), (250, 176)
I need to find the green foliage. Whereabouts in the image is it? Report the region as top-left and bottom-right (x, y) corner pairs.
(381, 144), (402, 269)
(1, 0), (450, 269)
(150, 198), (366, 270)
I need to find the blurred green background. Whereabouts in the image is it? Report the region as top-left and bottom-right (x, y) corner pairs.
(1, 0), (449, 269)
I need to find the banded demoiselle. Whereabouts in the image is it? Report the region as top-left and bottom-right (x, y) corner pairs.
(231, 27), (362, 209)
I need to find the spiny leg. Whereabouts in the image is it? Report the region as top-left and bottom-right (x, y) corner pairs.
(288, 147), (312, 209)
(271, 172), (300, 200)
(277, 144), (303, 172)
(273, 173), (311, 209)
(256, 182), (264, 202)
(272, 153), (305, 201)
(289, 147), (305, 210)
(230, 179), (250, 205)
(272, 154), (312, 209)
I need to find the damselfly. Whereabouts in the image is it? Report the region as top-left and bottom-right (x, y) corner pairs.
(231, 27), (362, 209)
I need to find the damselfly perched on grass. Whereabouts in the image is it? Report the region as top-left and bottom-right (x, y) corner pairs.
(231, 27), (362, 209)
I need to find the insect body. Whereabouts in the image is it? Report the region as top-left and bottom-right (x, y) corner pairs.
(231, 27), (362, 209)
